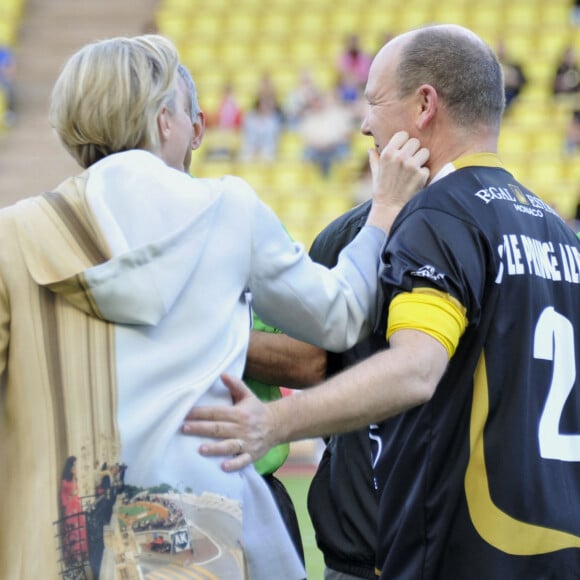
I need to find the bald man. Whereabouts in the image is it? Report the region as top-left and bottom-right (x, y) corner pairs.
(185, 25), (580, 579)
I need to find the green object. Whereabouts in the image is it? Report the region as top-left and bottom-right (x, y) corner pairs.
(246, 313), (291, 475)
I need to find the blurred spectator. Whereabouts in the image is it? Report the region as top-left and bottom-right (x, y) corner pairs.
(299, 92), (355, 177)
(334, 69), (368, 124)
(204, 82), (243, 161)
(0, 45), (16, 125)
(572, 0), (580, 25)
(496, 41), (526, 111)
(564, 109), (580, 153)
(337, 34), (372, 92)
(553, 46), (580, 96)
(239, 93), (283, 162)
(283, 68), (322, 129)
(334, 34), (372, 122)
(212, 82), (243, 130)
(335, 69), (361, 104)
(239, 74), (283, 162)
(256, 72), (281, 111)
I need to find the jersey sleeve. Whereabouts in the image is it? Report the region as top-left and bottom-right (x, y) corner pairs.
(381, 207), (489, 328)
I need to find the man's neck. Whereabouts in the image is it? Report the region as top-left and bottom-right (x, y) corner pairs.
(426, 128), (499, 184)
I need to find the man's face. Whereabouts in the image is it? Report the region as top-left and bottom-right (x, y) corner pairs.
(360, 42), (414, 153)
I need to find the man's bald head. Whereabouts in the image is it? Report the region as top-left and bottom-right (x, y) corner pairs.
(374, 24), (505, 131)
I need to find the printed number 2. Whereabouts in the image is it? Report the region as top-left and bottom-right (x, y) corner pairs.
(533, 306), (580, 461)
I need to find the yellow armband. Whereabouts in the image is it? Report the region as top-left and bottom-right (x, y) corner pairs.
(387, 288), (468, 358)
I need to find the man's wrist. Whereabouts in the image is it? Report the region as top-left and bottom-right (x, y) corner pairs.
(268, 396), (291, 447)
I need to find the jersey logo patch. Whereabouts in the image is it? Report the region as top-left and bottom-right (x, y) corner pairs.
(509, 184), (528, 205)
(410, 265), (445, 282)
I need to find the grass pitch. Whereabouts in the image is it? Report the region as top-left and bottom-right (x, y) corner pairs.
(280, 469), (325, 580)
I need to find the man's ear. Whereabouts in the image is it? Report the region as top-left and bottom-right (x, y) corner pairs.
(416, 84), (437, 130)
(192, 111), (206, 150)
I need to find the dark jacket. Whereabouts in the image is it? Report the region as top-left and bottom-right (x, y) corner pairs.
(307, 200), (385, 579)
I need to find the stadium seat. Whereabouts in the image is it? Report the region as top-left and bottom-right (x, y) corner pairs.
(468, 5), (503, 31)
(394, 7), (432, 32)
(293, 11), (327, 37)
(260, 12), (292, 39)
(527, 155), (565, 184)
(562, 154), (580, 181)
(180, 41), (219, 69)
(189, 157), (237, 179)
(235, 162), (275, 195)
(498, 128), (533, 156)
(278, 132), (305, 162)
(253, 39), (290, 69)
(432, 5), (468, 26)
(329, 9), (362, 36)
(541, 3), (573, 28)
(317, 186), (355, 220)
(502, 157), (529, 182)
(531, 128), (566, 155)
(290, 39), (327, 69)
(503, 4), (540, 30)
(217, 40), (254, 69)
(536, 29), (570, 62)
(222, 13), (260, 40)
(190, 12), (222, 39)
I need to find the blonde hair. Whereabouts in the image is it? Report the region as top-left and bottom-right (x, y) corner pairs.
(49, 34), (179, 168)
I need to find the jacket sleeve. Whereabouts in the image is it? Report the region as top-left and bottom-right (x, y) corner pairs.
(248, 196), (385, 352)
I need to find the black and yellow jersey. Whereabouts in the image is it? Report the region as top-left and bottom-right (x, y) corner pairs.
(375, 154), (580, 579)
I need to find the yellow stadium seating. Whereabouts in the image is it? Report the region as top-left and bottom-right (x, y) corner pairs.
(503, 4), (540, 30)
(156, 0), (580, 227)
(502, 157), (529, 182)
(498, 128), (529, 156)
(278, 131), (304, 162)
(531, 155), (566, 180)
(541, 3), (573, 27)
(562, 155), (580, 182)
(468, 5), (503, 31)
(260, 12), (293, 39)
(154, 9), (189, 43)
(293, 12), (328, 37)
(531, 129), (566, 155)
(222, 13), (261, 40)
(432, 5), (468, 26)
(329, 9), (362, 36)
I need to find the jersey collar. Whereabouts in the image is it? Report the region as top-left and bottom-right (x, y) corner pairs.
(431, 152), (503, 185)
